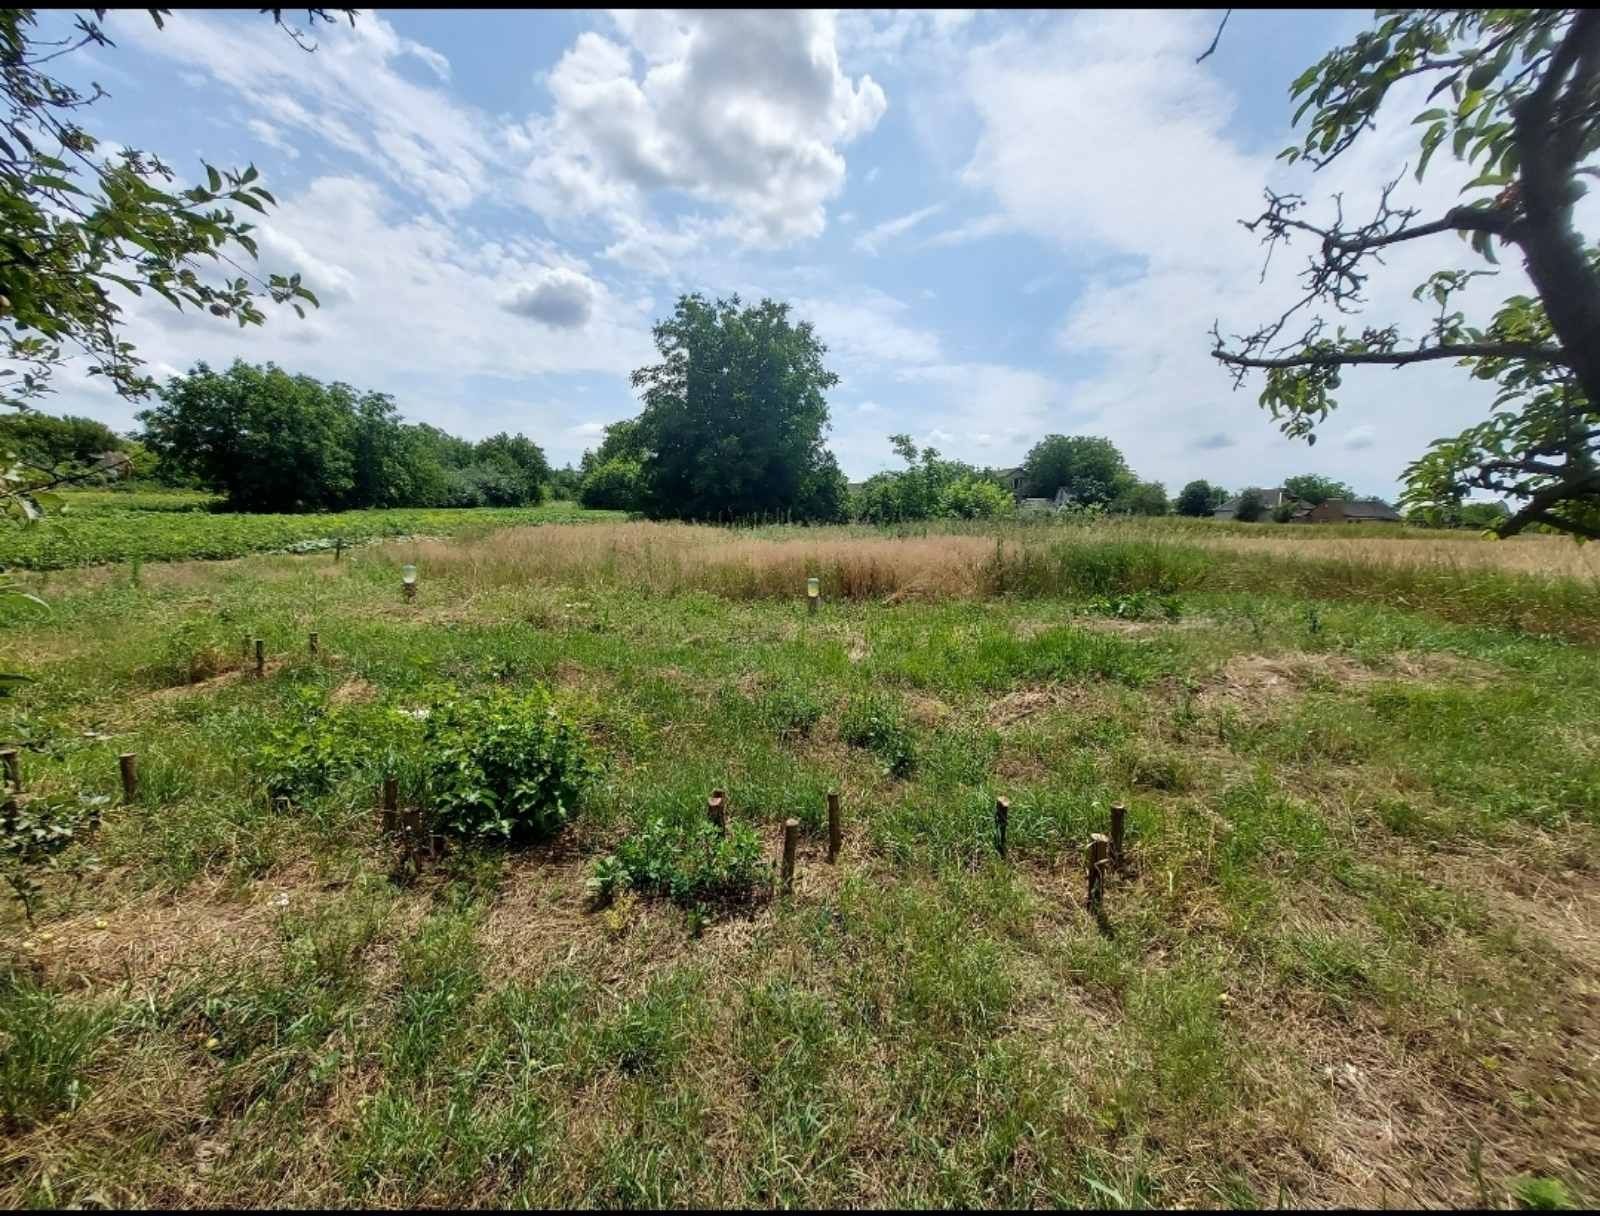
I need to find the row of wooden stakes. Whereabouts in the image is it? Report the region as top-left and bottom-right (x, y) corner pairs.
(712, 788), (1130, 909)
(0, 748), (140, 827)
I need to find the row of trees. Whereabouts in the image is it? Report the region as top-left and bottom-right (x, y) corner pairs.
(138, 361), (550, 512)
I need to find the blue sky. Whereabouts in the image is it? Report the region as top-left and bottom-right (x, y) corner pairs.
(40, 8), (1563, 497)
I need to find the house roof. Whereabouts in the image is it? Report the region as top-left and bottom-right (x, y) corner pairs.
(1216, 487), (1292, 512)
(1326, 497), (1401, 520)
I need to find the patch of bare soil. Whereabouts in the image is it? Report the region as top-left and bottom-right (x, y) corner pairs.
(1194, 650), (1496, 712)
(328, 676), (378, 707)
(17, 864), (333, 997)
(986, 683), (1103, 728)
(1075, 615), (1210, 636)
(903, 691), (953, 728)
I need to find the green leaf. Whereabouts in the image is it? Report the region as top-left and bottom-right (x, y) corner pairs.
(1412, 108), (1449, 124)
(205, 163), (222, 192)
(1465, 61), (1497, 92)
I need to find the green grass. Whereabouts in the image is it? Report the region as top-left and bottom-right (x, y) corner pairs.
(0, 519), (1596, 1207)
(0, 500), (619, 569)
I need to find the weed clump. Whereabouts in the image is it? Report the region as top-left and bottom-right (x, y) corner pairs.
(588, 817), (769, 909)
(840, 694), (917, 778)
(423, 685), (593, 843)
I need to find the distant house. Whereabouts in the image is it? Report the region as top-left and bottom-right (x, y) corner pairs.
(1291, 498), (1402, 525)
(998, 466), (1034, 502)
(1213, 487), (1295, 521)
(91, 450), (134, 481)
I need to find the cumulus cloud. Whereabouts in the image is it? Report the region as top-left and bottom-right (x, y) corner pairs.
(520, 10), (886, 252)
(955, 8), (1546, 495)
(501, 269), (598, 328)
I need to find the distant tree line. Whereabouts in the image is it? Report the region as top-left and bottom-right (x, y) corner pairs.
(136, 360), (551, 513)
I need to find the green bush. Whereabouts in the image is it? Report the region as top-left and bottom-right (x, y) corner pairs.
(255, 690), (420, 803)
(756, 684), (823, 740)
(588, 817), (768, 908)
(423, 685), (593, 843)
(840, 694), (916, 778)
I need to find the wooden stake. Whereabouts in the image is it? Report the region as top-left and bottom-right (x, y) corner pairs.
(0, 747), (20, 792)
(381, 775), (399, 834)
(781, 818), (798, 895)
(827, 790), (842, 863)
(708, 789), (727, 833)
(118, 753), (137, 804)
(309, 631), (319, 656)
(1110, 803), (1127, 869)
(334, 537), (343, 562)
(254, 638), (265, 677)
(273, 795), (290, 816)
(995, 796), (1010, 859)
(1087, 833), (1110, 910)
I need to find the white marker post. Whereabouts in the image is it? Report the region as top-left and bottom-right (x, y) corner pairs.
(807, 576), (820, 615)
(402, 563), (418, 602)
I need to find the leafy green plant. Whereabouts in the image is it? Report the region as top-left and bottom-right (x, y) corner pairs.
(840, 694), (916, 778)
(255, 690), (421, 802)
(1509, 1175), (1575, 1211)
(1088, 589), (1182, 621)
(0, 973), (114, 1128)
(423, 685), (593, 843)
(2, 789), (105, 924)
(757, 684), (823, 740)
(588, 817), (769, 909)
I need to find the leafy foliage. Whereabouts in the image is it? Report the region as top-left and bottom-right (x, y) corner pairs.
(1021, 435), (1132, 507)
(1174, 479), (1228, 517)
(1214, 9), (1600, 539)
(840, 694), (917, 778)
(1234, 488), (1267, 523)
(1282, 474), (1355, 506)
(629, 294), (846, 522)
(852, 434), (1012, 523)
(588, 816), (769, 909)
(579, 457), (644, 511)
(138, 360), (551, 513)
(423, 686), (593, 844)
(255, 689), (421, 803)
(0, 8), (336, 412)
(1110, 478), (1170, 516)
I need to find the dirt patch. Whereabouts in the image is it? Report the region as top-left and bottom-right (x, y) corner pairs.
(1193, 650), (1494, 712)
(1075, 615), (1209, 636)
(903, 691), (953, 728)
(328, 676), (378, 707)
(986, 684), (1102, 728)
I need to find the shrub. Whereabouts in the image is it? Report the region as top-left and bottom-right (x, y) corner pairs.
(255, 690), (420, 803)
(840, 694), (917, 778)
(423, 685), (593, 843)
(937, 474), (1014, 520)
(588, 817), (768, 908)
(579, 457), (644, 511)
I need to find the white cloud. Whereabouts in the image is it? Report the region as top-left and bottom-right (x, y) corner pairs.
(111, 10), (496, 212)
(923, 212), (1014, 248)
(520, 10), (887, 254)
(1343, 426), (1377, 451)
(956, 8), (1553, 495)
(854, 202), (946, 255)
(246, 118), (299, 159)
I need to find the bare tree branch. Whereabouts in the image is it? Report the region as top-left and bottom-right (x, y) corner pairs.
(1212, 342), (1569, 372)
(1195, 9), (1230, 64)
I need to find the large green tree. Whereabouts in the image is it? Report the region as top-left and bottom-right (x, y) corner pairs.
(629, 294), (845, 522)
(1020, 434), (1131, 506)
(1282, 473), (1357, 505)
(139, 361), (358, 512)
(1211, 9), (1600, 539)
(1174, 478), (1228, 516)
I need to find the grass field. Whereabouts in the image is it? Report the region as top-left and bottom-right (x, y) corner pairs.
(1, 518), (1597, 1207)
(0, 492), (619, 570)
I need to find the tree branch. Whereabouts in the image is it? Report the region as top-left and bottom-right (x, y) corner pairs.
(1195, 9), (1230, 64)
(1212, 341), (1568, 371)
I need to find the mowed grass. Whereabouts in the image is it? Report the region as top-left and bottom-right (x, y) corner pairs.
(1, 520), (1597, 1208)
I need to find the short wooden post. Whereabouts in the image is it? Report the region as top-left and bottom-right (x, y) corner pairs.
(429, 833), (445, 860)
(1110, 803), (1127, 869)
(806, 576), (819, 614)
(334, 537), (343, 562)
(1087, 833), (1110, 911)
(0, 747), (20, 792)
(308, 631), (319, 656)
(381, 775), (399, 834)
(273, 795), (290, 816)
(254, 639), (265, 677)
(827, 790), (842, 863)
(781, 818), (798, 895)
(995, 796), (1009, 859)
(118, 753), (137, 804)
(708, 789), (727, 833)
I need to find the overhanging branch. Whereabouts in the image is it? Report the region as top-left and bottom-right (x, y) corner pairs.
(1211, 341), (1568, 371)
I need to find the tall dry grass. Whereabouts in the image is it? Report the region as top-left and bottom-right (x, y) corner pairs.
(404, 520), (1600, 643)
